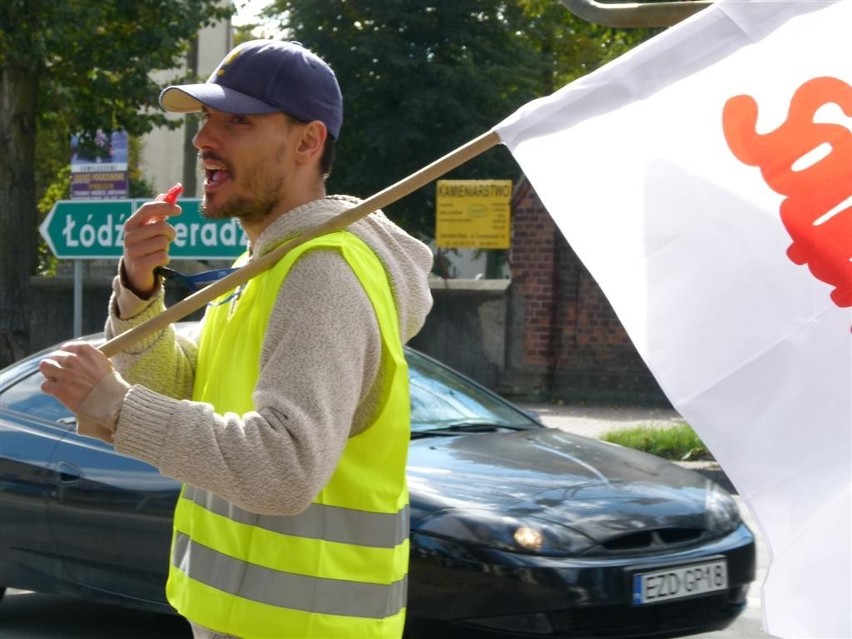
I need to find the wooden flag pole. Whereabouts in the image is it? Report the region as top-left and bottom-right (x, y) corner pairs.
(100, 129), (501, 358)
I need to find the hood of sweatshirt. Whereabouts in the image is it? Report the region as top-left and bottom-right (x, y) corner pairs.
(253, 195), (434, 342)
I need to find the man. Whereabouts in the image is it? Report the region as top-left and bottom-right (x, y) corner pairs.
(40, 40), (434, 639)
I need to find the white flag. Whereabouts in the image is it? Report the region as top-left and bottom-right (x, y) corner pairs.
(494, 1), (852, 637)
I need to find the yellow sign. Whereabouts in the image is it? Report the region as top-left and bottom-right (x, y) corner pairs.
(435, 180), (512, 249)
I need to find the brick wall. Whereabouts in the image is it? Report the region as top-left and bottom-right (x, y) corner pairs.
(505, 179), (668, 405)
(509, 180), (561, 368)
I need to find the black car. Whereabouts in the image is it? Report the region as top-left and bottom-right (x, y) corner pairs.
(0, 331), (755, 639)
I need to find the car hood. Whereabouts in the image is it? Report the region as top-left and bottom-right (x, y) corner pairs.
(407, 428), (713, 540)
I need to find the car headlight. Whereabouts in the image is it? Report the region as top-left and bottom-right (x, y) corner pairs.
(417, 509), (595, 555)
(704, 482), (741, 534)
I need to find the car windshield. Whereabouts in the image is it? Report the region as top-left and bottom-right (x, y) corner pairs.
(406, 349), (541, 435)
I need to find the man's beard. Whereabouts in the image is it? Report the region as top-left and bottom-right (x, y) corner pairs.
(201, 192), (277, 226)
(198, 149), (284, 226)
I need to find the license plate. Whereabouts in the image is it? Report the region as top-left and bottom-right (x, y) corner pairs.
(632, 559), (728, 605)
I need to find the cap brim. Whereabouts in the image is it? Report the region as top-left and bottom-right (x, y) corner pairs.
(159, 84), (279, 115)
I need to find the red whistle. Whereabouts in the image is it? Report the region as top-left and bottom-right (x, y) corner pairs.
(148, 183), (184, 226)
(162, 182), (184, 205)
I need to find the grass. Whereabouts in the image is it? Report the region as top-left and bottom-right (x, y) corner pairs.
(601, 422), (713, 461)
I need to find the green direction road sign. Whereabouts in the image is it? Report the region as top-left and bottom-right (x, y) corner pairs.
(39, 199), (248, 260)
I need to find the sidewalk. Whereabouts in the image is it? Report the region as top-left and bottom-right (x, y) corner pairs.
(519, 402), (736, 494)
(518, 403), (684, 439)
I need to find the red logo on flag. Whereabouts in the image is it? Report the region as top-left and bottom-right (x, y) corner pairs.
(722, 76), (852, 309)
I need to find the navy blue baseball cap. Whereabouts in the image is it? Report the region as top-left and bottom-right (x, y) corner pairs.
(159, 40), (343, 140)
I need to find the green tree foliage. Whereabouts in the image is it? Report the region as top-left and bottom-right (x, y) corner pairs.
(517, 0), (659, 89)
(266, 0), (655, 237)
(0, 0), (230, 365)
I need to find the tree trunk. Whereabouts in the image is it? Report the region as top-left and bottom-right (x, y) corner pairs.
(0, 62), (39, 368)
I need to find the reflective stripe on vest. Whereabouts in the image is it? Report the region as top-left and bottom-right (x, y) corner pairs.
(172, 533), (408, 618)
(168, 231), (411, 638)
(181, 484), (410, 548)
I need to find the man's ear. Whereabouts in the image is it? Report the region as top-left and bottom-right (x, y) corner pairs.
(295, 121), (328, 165)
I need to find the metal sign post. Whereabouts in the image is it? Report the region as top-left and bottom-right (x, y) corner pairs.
(73, 260), (83, 337)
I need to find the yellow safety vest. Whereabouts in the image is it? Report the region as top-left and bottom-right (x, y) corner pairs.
(167, 231), (410, 638)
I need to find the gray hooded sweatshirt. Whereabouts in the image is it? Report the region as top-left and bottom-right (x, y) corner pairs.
(105, 196), (433, 516)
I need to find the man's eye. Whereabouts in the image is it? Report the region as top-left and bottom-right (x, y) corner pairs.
(232, 115), (248, 124)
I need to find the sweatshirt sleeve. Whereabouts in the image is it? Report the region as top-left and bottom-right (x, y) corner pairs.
(113, 249), (382, 516)
(105, 265), (197, 400)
